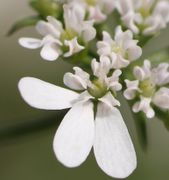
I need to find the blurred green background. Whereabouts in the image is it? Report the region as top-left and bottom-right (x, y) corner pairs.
(1, 0), (169, 180)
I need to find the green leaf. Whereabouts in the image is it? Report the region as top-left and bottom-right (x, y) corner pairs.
(7, 16), (40, 36)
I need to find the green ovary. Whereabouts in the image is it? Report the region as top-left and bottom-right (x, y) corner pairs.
(139, 78), (156, 97)
(88, 78), (108, 99)
(61, 28), (78, 41)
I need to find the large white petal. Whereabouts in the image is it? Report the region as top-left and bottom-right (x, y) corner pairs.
(53, 101), (94, 167)
(18, 77), (79, 110)
(94, 103), (137, 178)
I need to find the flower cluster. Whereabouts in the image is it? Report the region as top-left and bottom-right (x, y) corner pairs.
(117, 0), (169, 35)
(19, 3), (96, 61)
(124, 60), (169, 118)
(15, 0), (169, 179)
(18, 56), (136, 178)
(67, 0), (115, 23)
(97, 26), (142, 69)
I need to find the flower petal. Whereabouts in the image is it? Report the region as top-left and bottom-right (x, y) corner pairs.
(94, 103), (137, 178)
(19, 38), (42, 49)
(36, 20), (60, 38)
(81, 21), (96, 42)
(99, 92), (120, 108)
(18, 77), (79, 110)
(132, 97), (155, 118)
(40, 43), (60, 61)
(64, 38), (84, 57)
(64, 73), (87, 90)
(153, 87), (169, 109)
(53, 101), (94, 167)
(124, 80), (139, 100)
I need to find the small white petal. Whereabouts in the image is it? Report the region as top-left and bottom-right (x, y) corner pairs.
(64, 73), (87, 90)
(133, 67), (145, 81)
(99, 92), (120, 108)
(132, 97), (155, 118)
(133, 60), (151, 80)
(91, 56), (111, 78)
(121, 11), (139, 34)
(124, 80), (139, 100)
(97, 41), (111, 56)
(102, 31), (113, 45)
(127, 42), (142, 61)
(53, 101), (94, 167)
(36, 20), (60, 38)
(153, 1), (169, 22)
(75, 91), (94, 104)
(80, 21), (96, 42)
(19, 38), (42, 49)
(143, 15), (165, 35)
(73, 67), (90, 82)
(88, 6), (106, 23)
(153, 87), (169, 109)
(152, 63), (169, 86)
(111, 53), (130, 69)
(18, 77), (79, 110)
(47, 16), (64, 33)
(108, 70), (122, 91)
(94, 103), (137, 178)
(116, 0), (133, 15)
(115, 26), (132, 44)
(64, 38), (84, 57)
(40, 43), (60, 61)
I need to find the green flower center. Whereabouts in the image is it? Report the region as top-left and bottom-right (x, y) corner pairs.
(61, 28), (78, 41)
(88, 78), (108, 99)
(139, 78), (156, 97)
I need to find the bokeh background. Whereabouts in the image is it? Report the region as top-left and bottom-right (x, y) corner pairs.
(1, 0), (169, 180)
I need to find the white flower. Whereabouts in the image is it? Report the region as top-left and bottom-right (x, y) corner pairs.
(124, 60), (169, 118)
(97, 26), (142, 69)
(19, 3), (96, 61)
(116, 0), (169, 35)
(18, 57), (136, 178)
(67, 0), (115, 23)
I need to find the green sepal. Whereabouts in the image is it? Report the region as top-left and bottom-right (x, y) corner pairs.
(7, 16), (41, 36)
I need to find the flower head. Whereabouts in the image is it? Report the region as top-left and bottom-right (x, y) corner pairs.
(116, 0), (169, 35)
(97, 26), (142, 69)
(18, 56), (136, 178)
(124, 60), (169, 118)
(19, 3), (96, 61)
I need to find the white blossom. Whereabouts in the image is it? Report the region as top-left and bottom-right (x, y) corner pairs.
(67, 0), (116, 23)
(97, 26), (142, 69)
(124, 60), (169, 118)
(116, 0), (169, 35)
(19, 3), (96, 61)
(18, 56), (136, 178)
